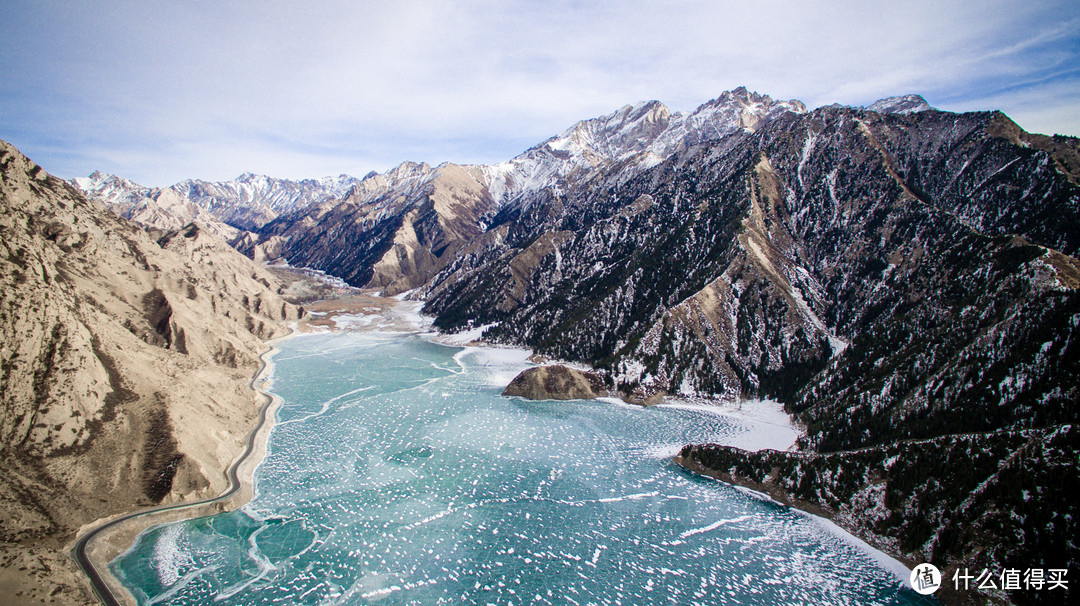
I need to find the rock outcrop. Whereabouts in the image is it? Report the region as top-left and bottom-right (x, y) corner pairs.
(0, 139), (301, 604)
(502, 365), (606, 401)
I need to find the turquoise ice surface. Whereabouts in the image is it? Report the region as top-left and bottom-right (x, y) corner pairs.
(111, 331), (926, 605)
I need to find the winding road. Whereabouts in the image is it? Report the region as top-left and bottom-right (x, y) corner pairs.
(71, 343), (283, 606)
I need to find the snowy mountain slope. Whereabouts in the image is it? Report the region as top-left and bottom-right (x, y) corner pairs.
(73, 170), (361, 232)
(483, 87), (806, 205)
(74, 88), (809, 283)
(247, 88), (808, 293)
(241, 161), (496, 294)
(72, 171), (153, 213)
(72, 89), (916, 244)
(424, 104), (1080, 403)
(72, 170), (240, 240)
(866, 93), (933, 114)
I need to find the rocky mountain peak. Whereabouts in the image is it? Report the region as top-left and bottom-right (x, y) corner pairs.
(695, 86), (807, 114)
(708, 85), (777, 108)
(542, 99), (675, 162)
(74, 170), (145, 192)
(74, 89), (810, 241)
(386, 160), (435, 179)
(587, 98), (672, 133)
(683, 87), (807, 134)
(339, 160), (440, 204)
(476, 89), (809, 209)
(866, 93), (933, 114)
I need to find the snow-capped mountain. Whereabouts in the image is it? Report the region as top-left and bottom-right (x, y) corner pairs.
(72, 171), (154, 213)
(73, 171), (362, 232)
(414, 99), (1080, 603)
(244, 88), (809, 294)
(75, 87), (806, 246)
(240, 89), (1078, 604)
(865, 93), (933, 114)
(483, 87), (806, 204)
(239, 160), (495, 292)
(172, 172), (361, 230)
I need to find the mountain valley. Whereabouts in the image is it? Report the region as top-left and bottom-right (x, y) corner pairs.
(59, 88), (1080, 604)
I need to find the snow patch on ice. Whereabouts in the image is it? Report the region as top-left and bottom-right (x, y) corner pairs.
(809, 516), (912, 586)
(391, 300), (430, 331)
(679, 514), (756, 538)
(435, 322), (499, 346)
(331, 313), (375, 330)
(450, 345), (534, 388)
(658, 398), (799, 451)
(151, 524), (192, 588)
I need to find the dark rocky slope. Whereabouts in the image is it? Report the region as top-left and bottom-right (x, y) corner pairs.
(417, 105), (1079, 604)
(676, 426), (1078, 605)
(423, 108), (1078, 396)
(230, 89), (807, 297)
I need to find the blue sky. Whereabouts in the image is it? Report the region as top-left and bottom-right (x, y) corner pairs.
(1, 0), (1078, 186)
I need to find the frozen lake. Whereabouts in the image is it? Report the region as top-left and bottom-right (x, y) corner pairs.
(111, 330), (924, 605)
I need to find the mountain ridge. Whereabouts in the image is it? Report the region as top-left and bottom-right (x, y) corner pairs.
(228, 88), (812, 295)
(71, 87), (812, 246)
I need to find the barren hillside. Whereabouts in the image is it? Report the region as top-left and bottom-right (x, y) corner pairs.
(0, 140), (301, 604)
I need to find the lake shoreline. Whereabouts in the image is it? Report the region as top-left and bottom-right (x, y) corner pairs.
(672, 451), (918, 589)
(69, 291), (426, 605)
(87, 293), (915, 604)
(70, 328), (295, 606)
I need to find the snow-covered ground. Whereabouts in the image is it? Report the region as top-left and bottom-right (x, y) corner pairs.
(728, 485), (913, 586)
(657, 398), (800, 452)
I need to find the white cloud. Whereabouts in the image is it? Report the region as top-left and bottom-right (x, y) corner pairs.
(1, 0), (1076, 185)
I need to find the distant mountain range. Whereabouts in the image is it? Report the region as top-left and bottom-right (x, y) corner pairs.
(73, 92), (937, 238)
(73, 170), (361, 236)
(75, 88), (812, 291)
(73, 88), (1080, 604)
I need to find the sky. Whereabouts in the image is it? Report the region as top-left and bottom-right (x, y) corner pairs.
(1, 0), (1078, 187)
